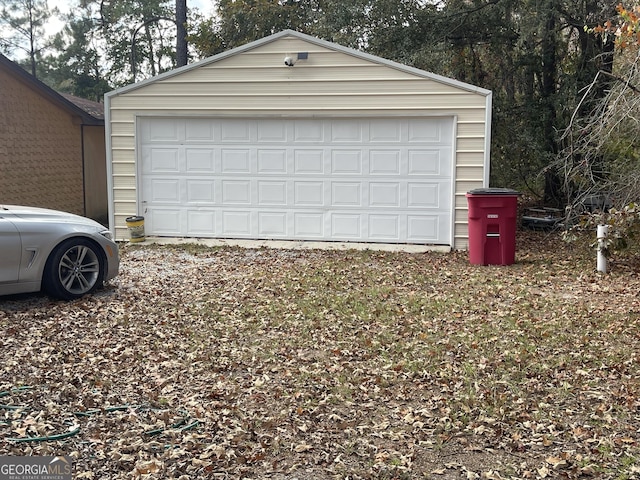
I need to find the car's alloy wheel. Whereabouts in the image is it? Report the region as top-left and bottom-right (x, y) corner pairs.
(44, 238), (104, 299)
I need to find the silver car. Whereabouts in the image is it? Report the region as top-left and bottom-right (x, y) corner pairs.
(0, 205), (119, 299)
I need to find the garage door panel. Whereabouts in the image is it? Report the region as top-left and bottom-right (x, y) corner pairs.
(148, 179), (181, 203)
(295, 213), (324, 237)
(257, 121), (287, 142)
(369, 215), (400, 240)
(258, 149), (287, 173)
(140, 117), (453, 244)
(258, 181), (287, 205)
(222, 211), (251, 235)
(332, 213), (361, 238)
(294, 121), (324, 142)
(369, 183), (400, 207)
(187, 210), (216, 234)
(186, 180), (215, 203)
(408, 149), (451, 176)
(221, 149), (251, 172)
(370, 151), (400, 175)
(185, 119), (215, 141)
(407, 181), (450, 209)
(149, 209), (182, 235)
(295, 181), (324, 206)
(332, 182), (361, 206)
(222, 181), (251, 204)
(186, 148), (215, 172)
(409, 119), (449, 143)
(407, 215), (441, 242)
(294, 150), (324, 174)
(221, 120), (251, 142)
(331, 120), (363, 142)
(370, 120), (402, 142)
(143, 147), (180, 173)
(143, 118), (180, 142)
(332, 151), (362, 174)
(258, 212), (287, 236)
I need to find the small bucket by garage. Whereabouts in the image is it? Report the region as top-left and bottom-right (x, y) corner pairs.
(125, 216), (145, 243)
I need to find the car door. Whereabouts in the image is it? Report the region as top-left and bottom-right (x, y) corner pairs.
(0, 214), (22, 283)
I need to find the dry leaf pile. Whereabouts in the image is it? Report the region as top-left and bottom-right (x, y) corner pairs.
(1, 231), (639, 479)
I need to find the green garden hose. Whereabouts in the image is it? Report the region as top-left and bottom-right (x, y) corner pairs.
(2, 387), (200, 443)
(7, 426), (81, 443)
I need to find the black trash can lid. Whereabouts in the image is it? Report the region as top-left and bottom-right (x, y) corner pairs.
(467, 188), (522, 195)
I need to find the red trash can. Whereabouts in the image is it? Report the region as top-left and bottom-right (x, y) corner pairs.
(466, 188), (521, 265)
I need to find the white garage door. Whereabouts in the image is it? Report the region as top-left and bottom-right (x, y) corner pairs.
(139, 117), (453, 244)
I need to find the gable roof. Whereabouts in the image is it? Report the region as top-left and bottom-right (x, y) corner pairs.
(107, 29), (492, 98)
(0, 53), (104, 126)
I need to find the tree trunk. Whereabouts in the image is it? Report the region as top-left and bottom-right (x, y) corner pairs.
(176, 0), (187, 67)
(143, 22), (157, 76)
(541, 1), (562, 207)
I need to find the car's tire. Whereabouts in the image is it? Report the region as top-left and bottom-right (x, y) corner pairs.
(43, 238), (105, 300)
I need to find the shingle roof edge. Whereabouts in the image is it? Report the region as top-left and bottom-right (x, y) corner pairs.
(0, 53), (104, 125)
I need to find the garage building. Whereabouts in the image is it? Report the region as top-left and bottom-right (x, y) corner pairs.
(105, 30), (492, 249)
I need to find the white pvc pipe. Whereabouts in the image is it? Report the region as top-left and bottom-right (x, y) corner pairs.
(597, 224), (609, 273)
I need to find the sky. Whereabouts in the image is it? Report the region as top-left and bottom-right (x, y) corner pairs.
(44, 0), (216, 35)
(1, 0), (216, 61)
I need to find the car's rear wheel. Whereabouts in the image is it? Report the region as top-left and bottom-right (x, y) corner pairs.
(44, 238), (104, 300)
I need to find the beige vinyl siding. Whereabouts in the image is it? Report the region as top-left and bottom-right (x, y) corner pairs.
(457, 137), (486, 151)
(111, 162), (134, 175)
(110, 98), (482, 113)
(457, 122), (487, 136)
(106, 32), (489, 248)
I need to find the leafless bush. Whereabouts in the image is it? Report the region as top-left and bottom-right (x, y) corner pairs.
(557, 48), (640, 225)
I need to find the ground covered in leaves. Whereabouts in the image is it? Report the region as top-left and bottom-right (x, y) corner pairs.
(1, 231), (639, 479)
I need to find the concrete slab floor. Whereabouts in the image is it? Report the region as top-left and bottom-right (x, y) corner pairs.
(128, 237), (451, 254)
